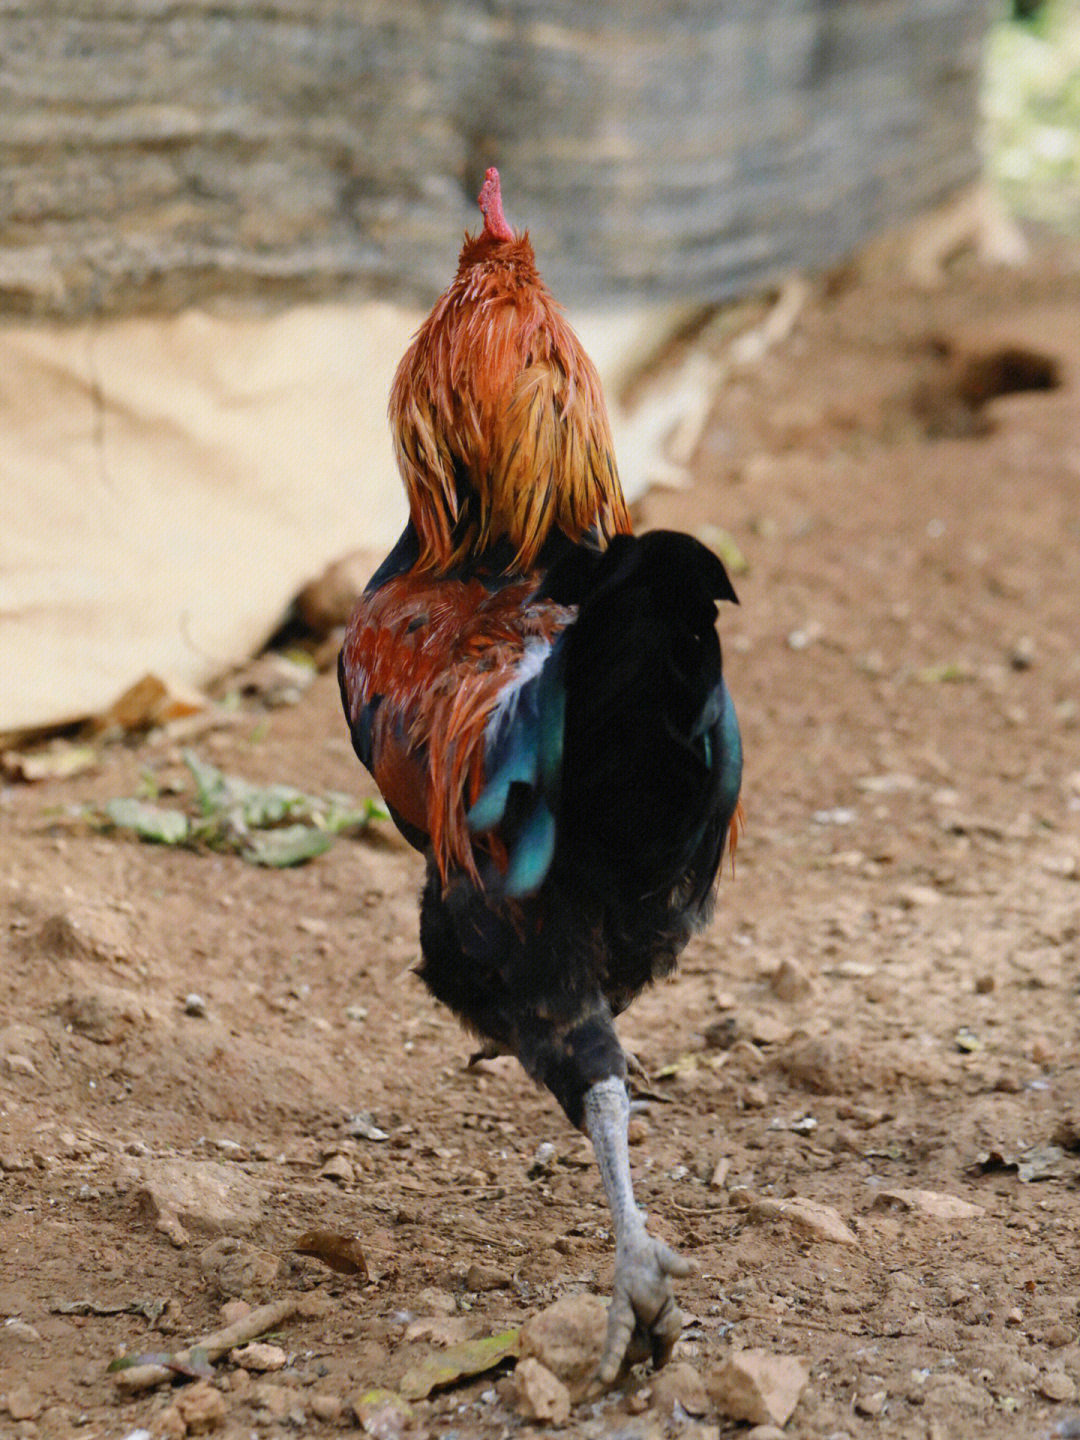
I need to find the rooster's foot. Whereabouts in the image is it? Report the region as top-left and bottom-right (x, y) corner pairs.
(597, 1230), (691, 1384)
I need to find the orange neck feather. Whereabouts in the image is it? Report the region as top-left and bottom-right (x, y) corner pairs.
(389, 229), (631, 574)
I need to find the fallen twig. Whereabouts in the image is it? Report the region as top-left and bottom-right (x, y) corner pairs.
(110, 1296), (301, 1392)
(671, 1199), (729, 1216)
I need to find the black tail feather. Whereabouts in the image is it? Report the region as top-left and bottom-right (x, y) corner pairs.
(552, 531), (741, 910)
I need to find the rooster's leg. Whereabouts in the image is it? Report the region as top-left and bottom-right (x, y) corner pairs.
(584, 1076), (691, 1384)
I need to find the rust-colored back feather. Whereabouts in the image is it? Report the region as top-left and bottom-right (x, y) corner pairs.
(340, 574), (574, 883)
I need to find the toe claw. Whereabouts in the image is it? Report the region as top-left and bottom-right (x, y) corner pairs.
(594, 1231), (689, 1385)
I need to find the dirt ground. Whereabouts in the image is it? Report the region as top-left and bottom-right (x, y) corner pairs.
(2, 237), (1080, 1440)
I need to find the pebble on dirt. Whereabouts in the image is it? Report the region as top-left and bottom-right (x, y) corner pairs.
(650, 1360), (710, 1416)
(518, 1294), (607, 1397)
(199, 1237), (282, 1298)
(352, 1387), (416, 1438)
(159, 1379), (227, 1436)
(707, 1348), (810, 1427)
(318, 1152), (356, 1184)
(251, 1379), (304, 1420)
(4, 1386), (41, 1421)
(1041, 1370), (1079, 1403)
(769, 956), (816, 1002)
(136, 1160), (264, 1242)
(465, 1262), (511, 1292)
(870, 1187), (985, 1220)
(854, 1387), (888, 1416)
(732, 1188), (859, 1246)
(417, 1286), (457, 1316)
(60, 982), (164, 1043)
(229, 1341), (287, 1371)
(309, 1393), (345, 1422)
(515, 1356), (571, 1424)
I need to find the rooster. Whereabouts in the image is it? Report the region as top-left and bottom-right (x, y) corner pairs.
(339, 169), (742, 1384)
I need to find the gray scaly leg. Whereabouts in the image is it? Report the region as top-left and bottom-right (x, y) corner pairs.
(583, 1077), (691, 1384)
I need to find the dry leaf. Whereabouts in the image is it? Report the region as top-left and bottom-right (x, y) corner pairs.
(399, 1329), (520, 1401)
(294, 1229), (369, 1277)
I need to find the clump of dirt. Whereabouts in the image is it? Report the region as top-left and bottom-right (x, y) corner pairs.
(3, 239), (1080, 1438)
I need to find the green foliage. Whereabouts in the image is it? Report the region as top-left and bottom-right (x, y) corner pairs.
(985, 0), (1080, 234)
(93, 750), (386, 866)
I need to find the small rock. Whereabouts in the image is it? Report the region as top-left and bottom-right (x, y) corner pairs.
(5, 1054), (39, 1078)
(650, 1360), (709, 1416)
(835, 1102), (888, 1127)
(924, 1374), (993, 1411)
(318, 1153), (355, 1184)
(515, 1357), (571, 1424)
(156, 1404), (187, 1440)
(34, 906), (131, 965)
(199, 1237), (281, 1299)
(3, 1318), (43, 1344)
(703, 1015), (741, 1050)
(854, 1389), (887, 1416)
(230, 1342), (287, 1372)
(136, 1160), (264, 1243)
(519, 1294), (607, 1396)
(465, 1262), (511, 1292)
(1031, 1036), (1055, 1065)
(746, 1428), (787, 1440)
(174, 1379), (227, 1433)
(896, 884), (941, 909)
(746, 1012), (794, 1046)
(707, 1349), (809, 1427)
(417, 1287), (457, 1316)
(1042, 1322), (1074, 1348)
(219, 1299), (251, 1326)
(184, 993), (208, 1017)
(733, 1189), (858, 1247)
(729, 1038), (765, 1072)
(871, 1188), (984, 1221)
(59, 983), (163, 1044)
(1040, 1370), (1078, 1403)
(770, 958), (815, 1002)
(345, 1112), (389, 1141)
(788, 624), (822, 651)
(1010, 636), (1036, 671)
(352, 1387), (414, 1438)
(251, 1381), (302, 1420)
(530, 1141), (557, 1172)
(309, 1394), (344, 1422)
(5, 1387), (41, 1421)
(627, 1117), (650, 1145)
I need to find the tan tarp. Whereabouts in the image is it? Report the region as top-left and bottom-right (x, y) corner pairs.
(2, 301), (698, 732)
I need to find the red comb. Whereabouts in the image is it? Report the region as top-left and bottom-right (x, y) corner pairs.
(477, 167), (514, 242)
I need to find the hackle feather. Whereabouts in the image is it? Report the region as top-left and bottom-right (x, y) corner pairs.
(390, 227), (630, 574)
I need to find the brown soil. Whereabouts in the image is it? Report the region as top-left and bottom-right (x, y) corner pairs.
(3, 240), (1080, 1440)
